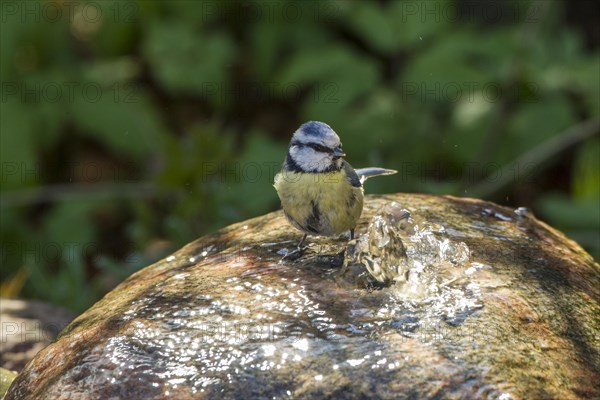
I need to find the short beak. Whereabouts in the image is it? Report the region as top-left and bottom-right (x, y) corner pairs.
(332, 146), (346, 158)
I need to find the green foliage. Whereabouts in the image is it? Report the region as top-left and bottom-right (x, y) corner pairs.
(1, 0), (598, 312)
(143, 21), (236, 103)
(572, 138), (600, 200)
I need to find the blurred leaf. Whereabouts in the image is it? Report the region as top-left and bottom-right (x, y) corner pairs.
(527, 30), (598, 116)
(401, 29), (512, 92)
(343, 0), (450, 53)
(0, 3), (26, 78)
(90, 1), (139, 56)
(143, 21), (236, 106)
(537, 193), (600, 260)
(344, 2), (396, 53)
(158, 123), (234, 188)
(569, 54), (600, 117)
(84, 57), (142, 86)
(0, 210), (31, 278)
(216, 133), (286, 219)
(19, 69), (73, 151)
(250, 22), (295, 81)
(70, 86), (165, 161)
(503, 95), (575, 163)
(0, 268), (29, 298)
(530, 29), (584, 73)
(388, 0), (451, 47)
(537, 193), (600, 230)
(0, 100), (36, 189)
(337, 89), (402, 161)
(277, 46), (379, 122)
(572, 138), (600, 200)
(19, 202), (99, 310)
(249, 2), (331, 81)
(43, 202), (96, 246)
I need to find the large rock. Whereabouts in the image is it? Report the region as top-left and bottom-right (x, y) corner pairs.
(0, 368), (17, 398)
(6, 194), (600, 399)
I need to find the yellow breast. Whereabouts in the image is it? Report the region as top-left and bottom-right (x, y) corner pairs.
(273, 169), (364, 236)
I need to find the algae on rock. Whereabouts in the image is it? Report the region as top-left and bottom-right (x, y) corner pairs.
(6, 194), (600, 400)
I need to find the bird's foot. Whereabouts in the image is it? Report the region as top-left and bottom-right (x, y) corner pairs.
(280, 247), (304, 262)
(280, 234), (307, 262)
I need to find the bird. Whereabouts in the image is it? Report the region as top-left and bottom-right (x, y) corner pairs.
(273, 121), (397, 260)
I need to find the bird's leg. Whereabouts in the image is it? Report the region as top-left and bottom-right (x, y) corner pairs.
(297, 233), (308, 249)
(335, 229), (356, 266)
(281, 234), (307, 261)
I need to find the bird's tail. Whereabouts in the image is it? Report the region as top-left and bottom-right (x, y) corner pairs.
(355, 168), (397, 183)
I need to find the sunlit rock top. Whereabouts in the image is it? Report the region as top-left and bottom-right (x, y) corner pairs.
(6, 194), (600, 400)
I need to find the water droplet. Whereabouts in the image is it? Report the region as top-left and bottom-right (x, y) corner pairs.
(514, 207), (531, 218)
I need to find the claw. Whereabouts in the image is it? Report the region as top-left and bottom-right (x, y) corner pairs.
(280, 234), (307, 262)
(281, 247), (304, 262)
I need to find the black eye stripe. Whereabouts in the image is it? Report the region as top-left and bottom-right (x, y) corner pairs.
(306, 143), (332, 153)
(290, 141), (341, 154)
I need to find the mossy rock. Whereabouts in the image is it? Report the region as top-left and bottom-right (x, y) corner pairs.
(5, 194), (600, 399)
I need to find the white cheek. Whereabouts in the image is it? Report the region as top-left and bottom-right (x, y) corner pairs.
(290, 147), (331, 172)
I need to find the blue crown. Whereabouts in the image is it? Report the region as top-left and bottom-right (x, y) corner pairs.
(299, 121), (332, 138)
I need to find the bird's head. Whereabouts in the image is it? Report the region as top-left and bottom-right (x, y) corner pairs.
(286, 121), (345, 172)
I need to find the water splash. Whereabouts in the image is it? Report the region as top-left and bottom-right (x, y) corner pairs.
(346, 202), (470, 285)
(344, 202), (484, 326)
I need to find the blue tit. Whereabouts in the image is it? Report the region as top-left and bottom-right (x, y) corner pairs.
(274, 121), (396, 259)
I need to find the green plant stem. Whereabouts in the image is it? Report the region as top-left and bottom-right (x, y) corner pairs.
(0, 182), (157, 208)
(469, 118), (600, 199)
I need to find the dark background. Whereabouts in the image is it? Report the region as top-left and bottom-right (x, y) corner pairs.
(1, 0), (599, 312)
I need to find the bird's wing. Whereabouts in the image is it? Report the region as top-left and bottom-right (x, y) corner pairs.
(354, 167), (397, 184)
(342, 160), (362, 187)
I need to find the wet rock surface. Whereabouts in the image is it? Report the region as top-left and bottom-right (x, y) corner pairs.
(0, 368), (17, 398)
(6, 194), (600, 399)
